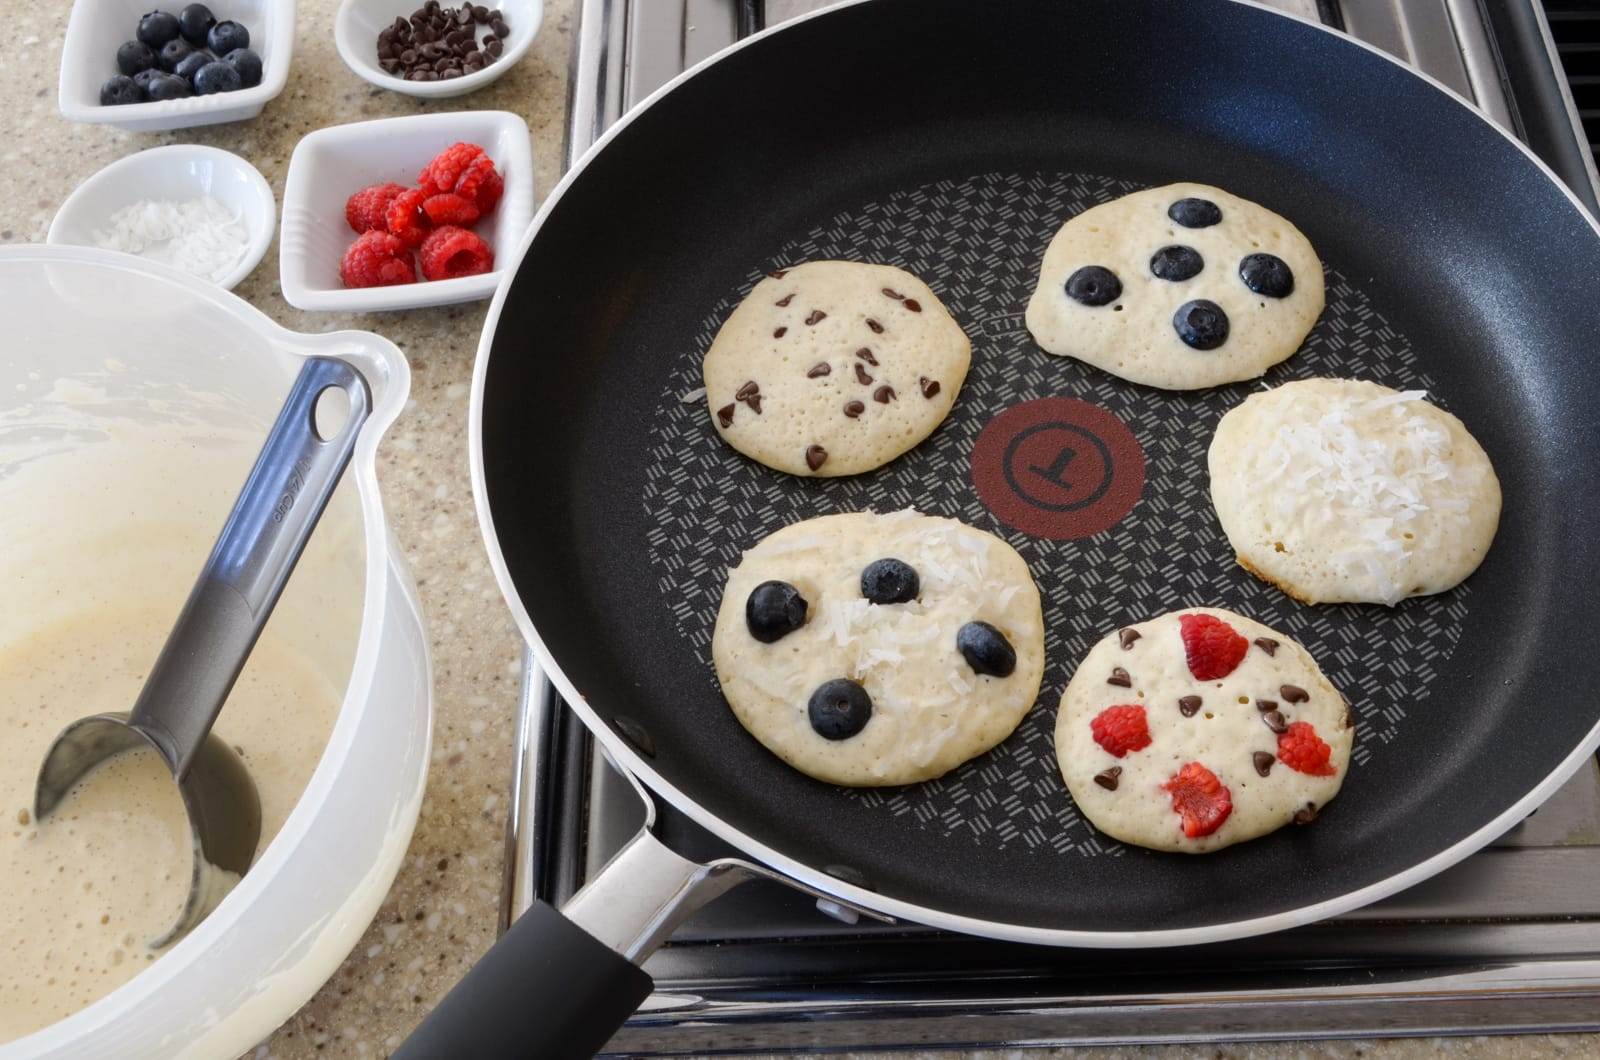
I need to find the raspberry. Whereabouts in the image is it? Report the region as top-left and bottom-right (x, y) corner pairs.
(1089, 705), (1151, 758)
(1277, 721), (1337, 777)
(385, 187), (431, 248)
(422, 192), (481, 227)
(1162, 761), (1233, 838)
(1178, 613), (1249, 681)
(453, 154), (504, 215)
(418, 142), (503, 214)
(345, 182), (408, 234)
(419, 226), (494, 281)
(340, 231), (416, 289)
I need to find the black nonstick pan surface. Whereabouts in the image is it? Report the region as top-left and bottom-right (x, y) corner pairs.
(472, 0), (1600, 943)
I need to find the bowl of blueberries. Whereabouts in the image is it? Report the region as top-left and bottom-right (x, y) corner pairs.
(59, 1), (292, 131)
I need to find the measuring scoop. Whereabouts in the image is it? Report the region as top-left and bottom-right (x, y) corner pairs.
(33, 356), (371, 948)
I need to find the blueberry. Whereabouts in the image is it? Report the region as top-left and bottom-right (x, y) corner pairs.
(133, 68), (161, 93)
(145, 71), (192, 100)
(207, 20), (249, 56)
(1173, 299), (1231, 350)
(117, 40), (157, 76)
(860, 558), (918, 605)
(957, 621), (1016, 678)
(1168, 197), (1222, 228)
(173, 49), (212, 84)
(224, 47), (263, 88)
(1150, 244), (1204, 282)
(178, 3), (216, 46)
(99, 75), (145, 106)
(137, 10), (182, 49)
(745, 580), (807, 643)
(192, 60), (242, 94)
(1064, 265), (1122, 307)
(1238, 253), (1295, 298)
(807, 679), (873, 740)
(158, 37), (194, 72)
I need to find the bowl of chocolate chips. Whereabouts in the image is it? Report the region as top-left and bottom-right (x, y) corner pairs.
(335, 0), (541, 98)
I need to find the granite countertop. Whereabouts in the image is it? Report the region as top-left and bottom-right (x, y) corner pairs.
(0, 2), (1594, 1057)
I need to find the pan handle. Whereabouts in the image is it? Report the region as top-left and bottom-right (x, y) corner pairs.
(394, 827), (752, 1059)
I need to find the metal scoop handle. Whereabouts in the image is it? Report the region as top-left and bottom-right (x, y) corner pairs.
(128, 356), (370, 777)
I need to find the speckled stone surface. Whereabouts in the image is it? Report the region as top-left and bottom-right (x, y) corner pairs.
(0, 1), (1595, 1057)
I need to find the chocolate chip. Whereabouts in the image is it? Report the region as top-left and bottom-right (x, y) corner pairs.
(1280, 684), (1308, 704)
(491, 18), (510, 37)
(902, 297), (922, 312)
(865, 318), (884, 334)
(1293, 802), (1319, 826)
(1253, 751), (1274, 777)
(768, 268), (788, 278)
(485, 36), (503, 57)
(773, 327), (787, 338)
(805, 310), (826, 326)
(805, 445), (827, 471)
(743, 395), (762, 413)
(775, 293), (794, 307)
(881, 288), (903, 300)
(919, 376), (940, 399)
(873, 385), (896, 403)
(457, 6), (474, 24)
(1178, 695), (1201, 717)
(716, 404), (735, 428)
(854, 363), (873, 385)
(843, 400), (865, 418)
(1261, 710), (1288, 734)
(1343, 698), (1355, 730)
(474, 5), (492, 21)
(1094, 766), (1122, 791)
(855, 347), (877, 365)
(1255, 698), (1277, 713)
(1107, 667), (1131, 688)
(1118, 627), (1141, 650)
(1253, 637), (1279, 656)
(440, 67), (463, 79)
(806, 362), (831, 378)
(736, 381), (759, 400)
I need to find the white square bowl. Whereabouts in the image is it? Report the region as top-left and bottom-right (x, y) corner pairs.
(279, 111), (535, 312)
(59, 0), (294, 132)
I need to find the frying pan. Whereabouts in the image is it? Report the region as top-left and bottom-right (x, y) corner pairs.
(401, 0), (1600, 1054)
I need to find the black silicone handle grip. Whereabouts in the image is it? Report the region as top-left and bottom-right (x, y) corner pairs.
(393, 899), (654, 1059)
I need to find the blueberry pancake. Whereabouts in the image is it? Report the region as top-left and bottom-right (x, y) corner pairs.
(1056, 608), (1353, 853)
(1209, 378), (1502, 606)
(1025, 183), (1324, 390)
(712, 510), (1044, 786)
(703, 261), (971, 476)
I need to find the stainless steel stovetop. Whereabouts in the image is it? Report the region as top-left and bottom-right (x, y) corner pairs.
(503, 1), (1600, 1053)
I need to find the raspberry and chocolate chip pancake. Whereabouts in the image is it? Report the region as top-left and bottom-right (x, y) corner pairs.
(711, 511), (1044, 786)
(1209, 378), (1502, 606)
(1055, 608), (1352, 853)
(702, 261), (970, 476)
(1024, 183), (1325, 390)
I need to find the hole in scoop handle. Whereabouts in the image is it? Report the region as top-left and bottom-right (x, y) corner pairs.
(128, 357), (372, 776)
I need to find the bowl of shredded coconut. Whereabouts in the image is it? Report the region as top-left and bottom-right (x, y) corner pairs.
(48, 144), (275, 290)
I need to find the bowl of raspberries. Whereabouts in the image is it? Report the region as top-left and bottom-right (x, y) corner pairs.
(60, 1), (292, 131)
(279, 111), (535, 311)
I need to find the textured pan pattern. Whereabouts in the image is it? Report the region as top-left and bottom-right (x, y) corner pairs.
(642, 169), (1471, 855)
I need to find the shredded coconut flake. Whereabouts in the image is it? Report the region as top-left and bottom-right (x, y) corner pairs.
(92, 197), (251, 284)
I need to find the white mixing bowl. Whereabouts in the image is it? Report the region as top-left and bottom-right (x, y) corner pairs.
(0, 245), (431, 1058)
